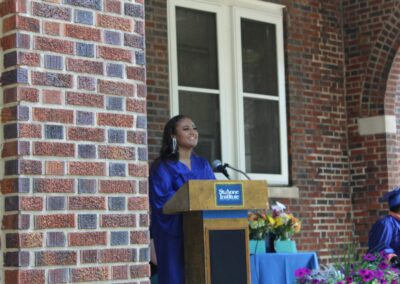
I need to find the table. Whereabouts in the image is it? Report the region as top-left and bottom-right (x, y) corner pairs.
(250, 252), (319, 284)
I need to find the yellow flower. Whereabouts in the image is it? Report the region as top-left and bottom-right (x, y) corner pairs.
(274, 217), (284, 228)
(267, 215), (275, 226)
(249, 203), (302, 240)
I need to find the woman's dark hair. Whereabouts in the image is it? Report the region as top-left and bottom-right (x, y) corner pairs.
(390, 204), (400, 213)
(158, 114), (188, 161)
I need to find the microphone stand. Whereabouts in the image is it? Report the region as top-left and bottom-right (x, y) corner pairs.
(225, 164), (251, 180)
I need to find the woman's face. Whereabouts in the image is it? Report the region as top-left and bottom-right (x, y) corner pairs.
(173, 118), (198, 151)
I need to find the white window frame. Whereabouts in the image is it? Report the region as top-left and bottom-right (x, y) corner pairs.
(168, 0), (288, 185)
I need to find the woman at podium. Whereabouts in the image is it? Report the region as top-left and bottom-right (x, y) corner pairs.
(149, 115), (216, 284)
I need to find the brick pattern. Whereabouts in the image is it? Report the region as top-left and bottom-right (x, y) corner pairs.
(145, 0), (400, 263)
(281, 0), (353, 260)
(343, 1), (400, 254)
(349, 48), (400, 249)
(342, 2), (400, 118)
(1, 0), (148, 283)
(145, 0), (170, 160)
(360, 4), (400, 117)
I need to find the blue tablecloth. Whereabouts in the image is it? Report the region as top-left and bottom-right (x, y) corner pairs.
(250, 252), (319, 284)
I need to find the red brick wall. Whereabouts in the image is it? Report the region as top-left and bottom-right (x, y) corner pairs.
(348, 48), (400, 248)
(0, 0), (149, 283)
(145, 0), (169, 161)
(145, 0), (400, 262)
(344, 0), (400, 249)
(278, 0), (351, 260)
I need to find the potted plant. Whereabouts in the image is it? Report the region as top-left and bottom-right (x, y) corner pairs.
(294, 247), (400, 283)
(267, 202), (301, 253)
(248, 202), (301, 254)
(248, 210), (269, 254)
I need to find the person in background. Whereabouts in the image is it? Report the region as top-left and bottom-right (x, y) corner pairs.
(149, 115), (215, 284)
(368, 187), (400, 267)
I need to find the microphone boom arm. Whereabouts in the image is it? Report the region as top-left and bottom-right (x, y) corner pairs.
(225, 164), (251, 180)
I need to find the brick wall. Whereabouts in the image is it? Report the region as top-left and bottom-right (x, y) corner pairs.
(234, 0), (352, 261)
(145, 0), (400, 263)
(0, 0), (149, 283)
(279, 0), (353, 260)
(343, 0), (400, 248)
(145, 0), (169, 161)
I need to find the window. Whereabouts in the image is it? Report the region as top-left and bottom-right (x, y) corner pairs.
(168, 0), (288, 185)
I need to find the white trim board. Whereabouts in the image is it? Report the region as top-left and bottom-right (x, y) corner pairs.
(358, 115), (397, 135)
(268, 186), (299, 199)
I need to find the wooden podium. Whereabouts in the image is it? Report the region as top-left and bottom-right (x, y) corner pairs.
(163, 180), (268, 284)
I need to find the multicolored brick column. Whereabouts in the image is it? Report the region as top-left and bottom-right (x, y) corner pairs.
(0, 0), (149, 283)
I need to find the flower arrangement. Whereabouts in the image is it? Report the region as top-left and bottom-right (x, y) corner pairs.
(267, 202), (301, 240)
(295, 246), (400, 284)
(248, 202), (301, 241)
(248, 210), (269, 240)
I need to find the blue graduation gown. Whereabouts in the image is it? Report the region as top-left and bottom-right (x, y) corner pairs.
(368, 215), (400, 255)
(149, 154), (215, 284)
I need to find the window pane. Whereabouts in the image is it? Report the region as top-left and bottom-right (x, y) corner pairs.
(176, 7), (219, 89)
(179, 91), (221, 163)
(241, 18), (278, 95)
(244, 98), (280, 173)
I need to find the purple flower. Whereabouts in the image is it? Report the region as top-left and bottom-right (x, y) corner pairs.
(374, 270), (385, 280)
(363, 253), (376, 261)
(294, 267), (311, 278)
(272, 210), (280, 217)
(358, 269), (374, 282)
(378, 261), (389, 270)
(292, 251), (400, 284)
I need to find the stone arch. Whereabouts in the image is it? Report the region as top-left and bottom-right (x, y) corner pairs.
(360, 2), (400, 116)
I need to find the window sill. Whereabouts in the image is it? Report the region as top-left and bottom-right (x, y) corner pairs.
(268, 185), (299, 199)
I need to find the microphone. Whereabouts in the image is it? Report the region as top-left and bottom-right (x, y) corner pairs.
(212, 160), (230, 179)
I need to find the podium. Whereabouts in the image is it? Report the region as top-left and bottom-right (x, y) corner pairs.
(163, 180), (268, 284)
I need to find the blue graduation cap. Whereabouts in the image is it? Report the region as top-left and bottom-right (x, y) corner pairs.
(382, 187), (400, 208)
